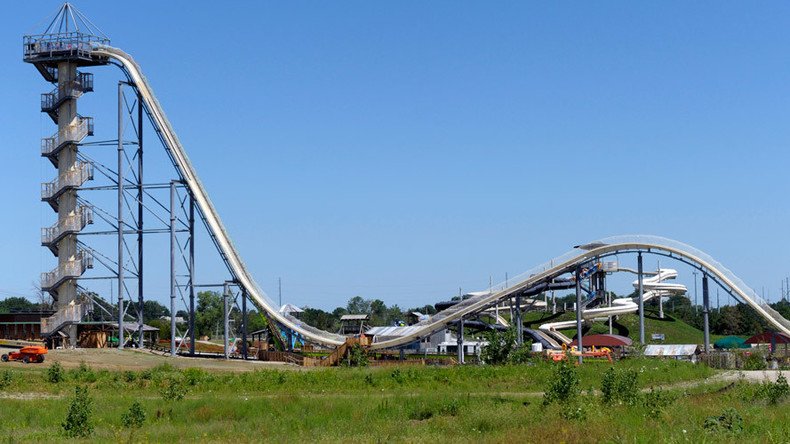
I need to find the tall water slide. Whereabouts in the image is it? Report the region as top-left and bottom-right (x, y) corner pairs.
(92, 45), (790, 351)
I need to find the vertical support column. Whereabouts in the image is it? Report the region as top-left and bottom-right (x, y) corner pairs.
(604, 272), (612, 335)
(575, 267), (583, 364)
(169, 181), (176, 357)
(117, 82), (125, 350)
(223, 282), (230, 359)
(188, 193), (196, 356)
(456, 318), (465, 364)
(702, 274), (710, 353)
(637, 252), (645, 346)
(241, 287), (248, 360)
(136, 91), (144, 348)
(514, 293), (523, 346)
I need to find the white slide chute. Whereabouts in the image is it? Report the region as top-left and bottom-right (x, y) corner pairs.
(92, 44), (790, 351)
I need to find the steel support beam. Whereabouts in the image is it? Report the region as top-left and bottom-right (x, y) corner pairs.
(702, 274), (710, 353)
(637, 252), (645, 345)
(515, 293), (523, 346)
(223, 282), (230, 359)
(169, 181), (176, 357)
(241, 288), (248, 360)
(136, 90), (144, 348)
(188, 194), (196, 356)
(117, 82), (125, 350)
(456, 318), (465, 364)
(575, 267), (583, 364)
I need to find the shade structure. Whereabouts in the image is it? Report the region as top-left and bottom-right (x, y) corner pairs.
(713, 336), (750, 349)
(569, 334), (632, 347)
(744, 332), (790, 345)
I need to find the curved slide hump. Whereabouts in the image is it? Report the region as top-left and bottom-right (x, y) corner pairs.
(92, 44), (790, 351)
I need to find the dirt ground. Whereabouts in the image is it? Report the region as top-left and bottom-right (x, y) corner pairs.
(1, 348), (301, 372)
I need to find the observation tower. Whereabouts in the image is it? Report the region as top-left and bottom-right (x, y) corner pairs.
(24, 3), (109, 346)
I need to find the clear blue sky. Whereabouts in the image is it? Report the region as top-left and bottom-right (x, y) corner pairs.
(2, 1), (790, 310)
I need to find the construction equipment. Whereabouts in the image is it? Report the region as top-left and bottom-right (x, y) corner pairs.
(1, 346), (48, 364)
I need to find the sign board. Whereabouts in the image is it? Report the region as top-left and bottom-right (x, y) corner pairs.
(651, 333), (666, 341)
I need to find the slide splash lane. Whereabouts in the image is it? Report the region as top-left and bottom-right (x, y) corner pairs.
(91, 44), (790, 351)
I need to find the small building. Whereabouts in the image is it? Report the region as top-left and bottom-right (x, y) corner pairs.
(279, 304), (304, 317)
(644, 344), (700, 362)
(0, 311), (53, 340)
(339, 314), (369, 335)
(406, 312), (429, 326)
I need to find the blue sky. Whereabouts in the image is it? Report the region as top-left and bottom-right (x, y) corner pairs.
(1, 1), (790, 310)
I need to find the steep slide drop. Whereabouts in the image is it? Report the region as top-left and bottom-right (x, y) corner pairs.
(92, 44), (790, 351)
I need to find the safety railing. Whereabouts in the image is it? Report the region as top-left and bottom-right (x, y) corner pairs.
(40, 301), (90, 335)
(41, 205), (93, 245)
(41, 116), (93, 156)
(23, 32), (109, 62)
(41, 161), (93, 201)
(41, 249), (93, 291)
(40, 72), (94, 113)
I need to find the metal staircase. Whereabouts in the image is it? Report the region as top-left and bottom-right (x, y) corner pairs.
(41, 249), (94, 294)
(40, 116), (94, 167)
(40, 72), (93, 123)
(41, 161), (93, 211)
(41, 205), (93, 256)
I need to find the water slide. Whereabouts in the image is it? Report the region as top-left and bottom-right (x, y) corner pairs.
(538, 269), (687, 345)
(91, 44), (790, 351)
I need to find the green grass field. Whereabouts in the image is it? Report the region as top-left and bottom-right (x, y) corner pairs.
(0, 355), (788, 442)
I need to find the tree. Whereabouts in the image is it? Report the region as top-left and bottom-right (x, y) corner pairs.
(195, 291), (223, 338)
(0, 297), (37, 314)
(346, 296), (371, 314)
(142, 300), (170, 322)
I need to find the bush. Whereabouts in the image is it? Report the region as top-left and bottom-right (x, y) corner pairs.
(754, 373), (790, 405)
(543, 361), (580, 406)
(121, 401), (146, 429)
(46, 362), (65, 384)
(73, 362), (97, 383)
(641, 387), (677, 416)
(183, 368), (207, 386)
(703, 407), (743, 434)
(62, 386), (93, 438)
(481, 328), (516, 365)
(743, 352), (767, 370)
(600, 367), (639, 406)
(0, 369), (12, 389)
(159, 375), (187, 402)
(348, 344), (369, 367)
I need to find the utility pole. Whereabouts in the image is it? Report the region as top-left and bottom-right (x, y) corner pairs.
(702, 274), (710, 353)
(278, 277), (282, 308)
(575, 267), (583, 364)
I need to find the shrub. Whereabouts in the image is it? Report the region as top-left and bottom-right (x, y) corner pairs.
(73, 362), (97, 383)
(543, 361), (580, 406)
(183, 368), (206, 386)
(121, 401), (146, 429)
(0, 369), (12, 389)
(391, 369), (404, 385)
(743, 352), (767, 370)
(46, 362), (65, 384)
(600, 367), (639, 406)
(481, 328), (515, 365)
(348, 344), (369, 367)
(123, 371), (137, 383)
(703, 408), (743, 434)
(62, 386), (93, 438)
(641, 388), (677, 416)
(754, 373), (790, 405)
(159, 375), (187, 402)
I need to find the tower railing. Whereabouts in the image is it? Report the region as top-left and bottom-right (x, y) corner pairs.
(23, 32), (109, 63)
(41, 299), (90, 335)
(41, 248), (94, 291)
(41, 116), (94, 157)
(41, 205), (93, 246)
(40, 72), (94, 114)
(41, 161), (94, 201)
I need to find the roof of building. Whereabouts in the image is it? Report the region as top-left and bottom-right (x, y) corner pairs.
(340, 314), (369, 321)
(569, 334), (632, 347)
(644, 344), (699, 357)
(745, 331), (790, 345)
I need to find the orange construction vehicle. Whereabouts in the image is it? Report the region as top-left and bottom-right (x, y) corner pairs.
(1, 345), (48, 364)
